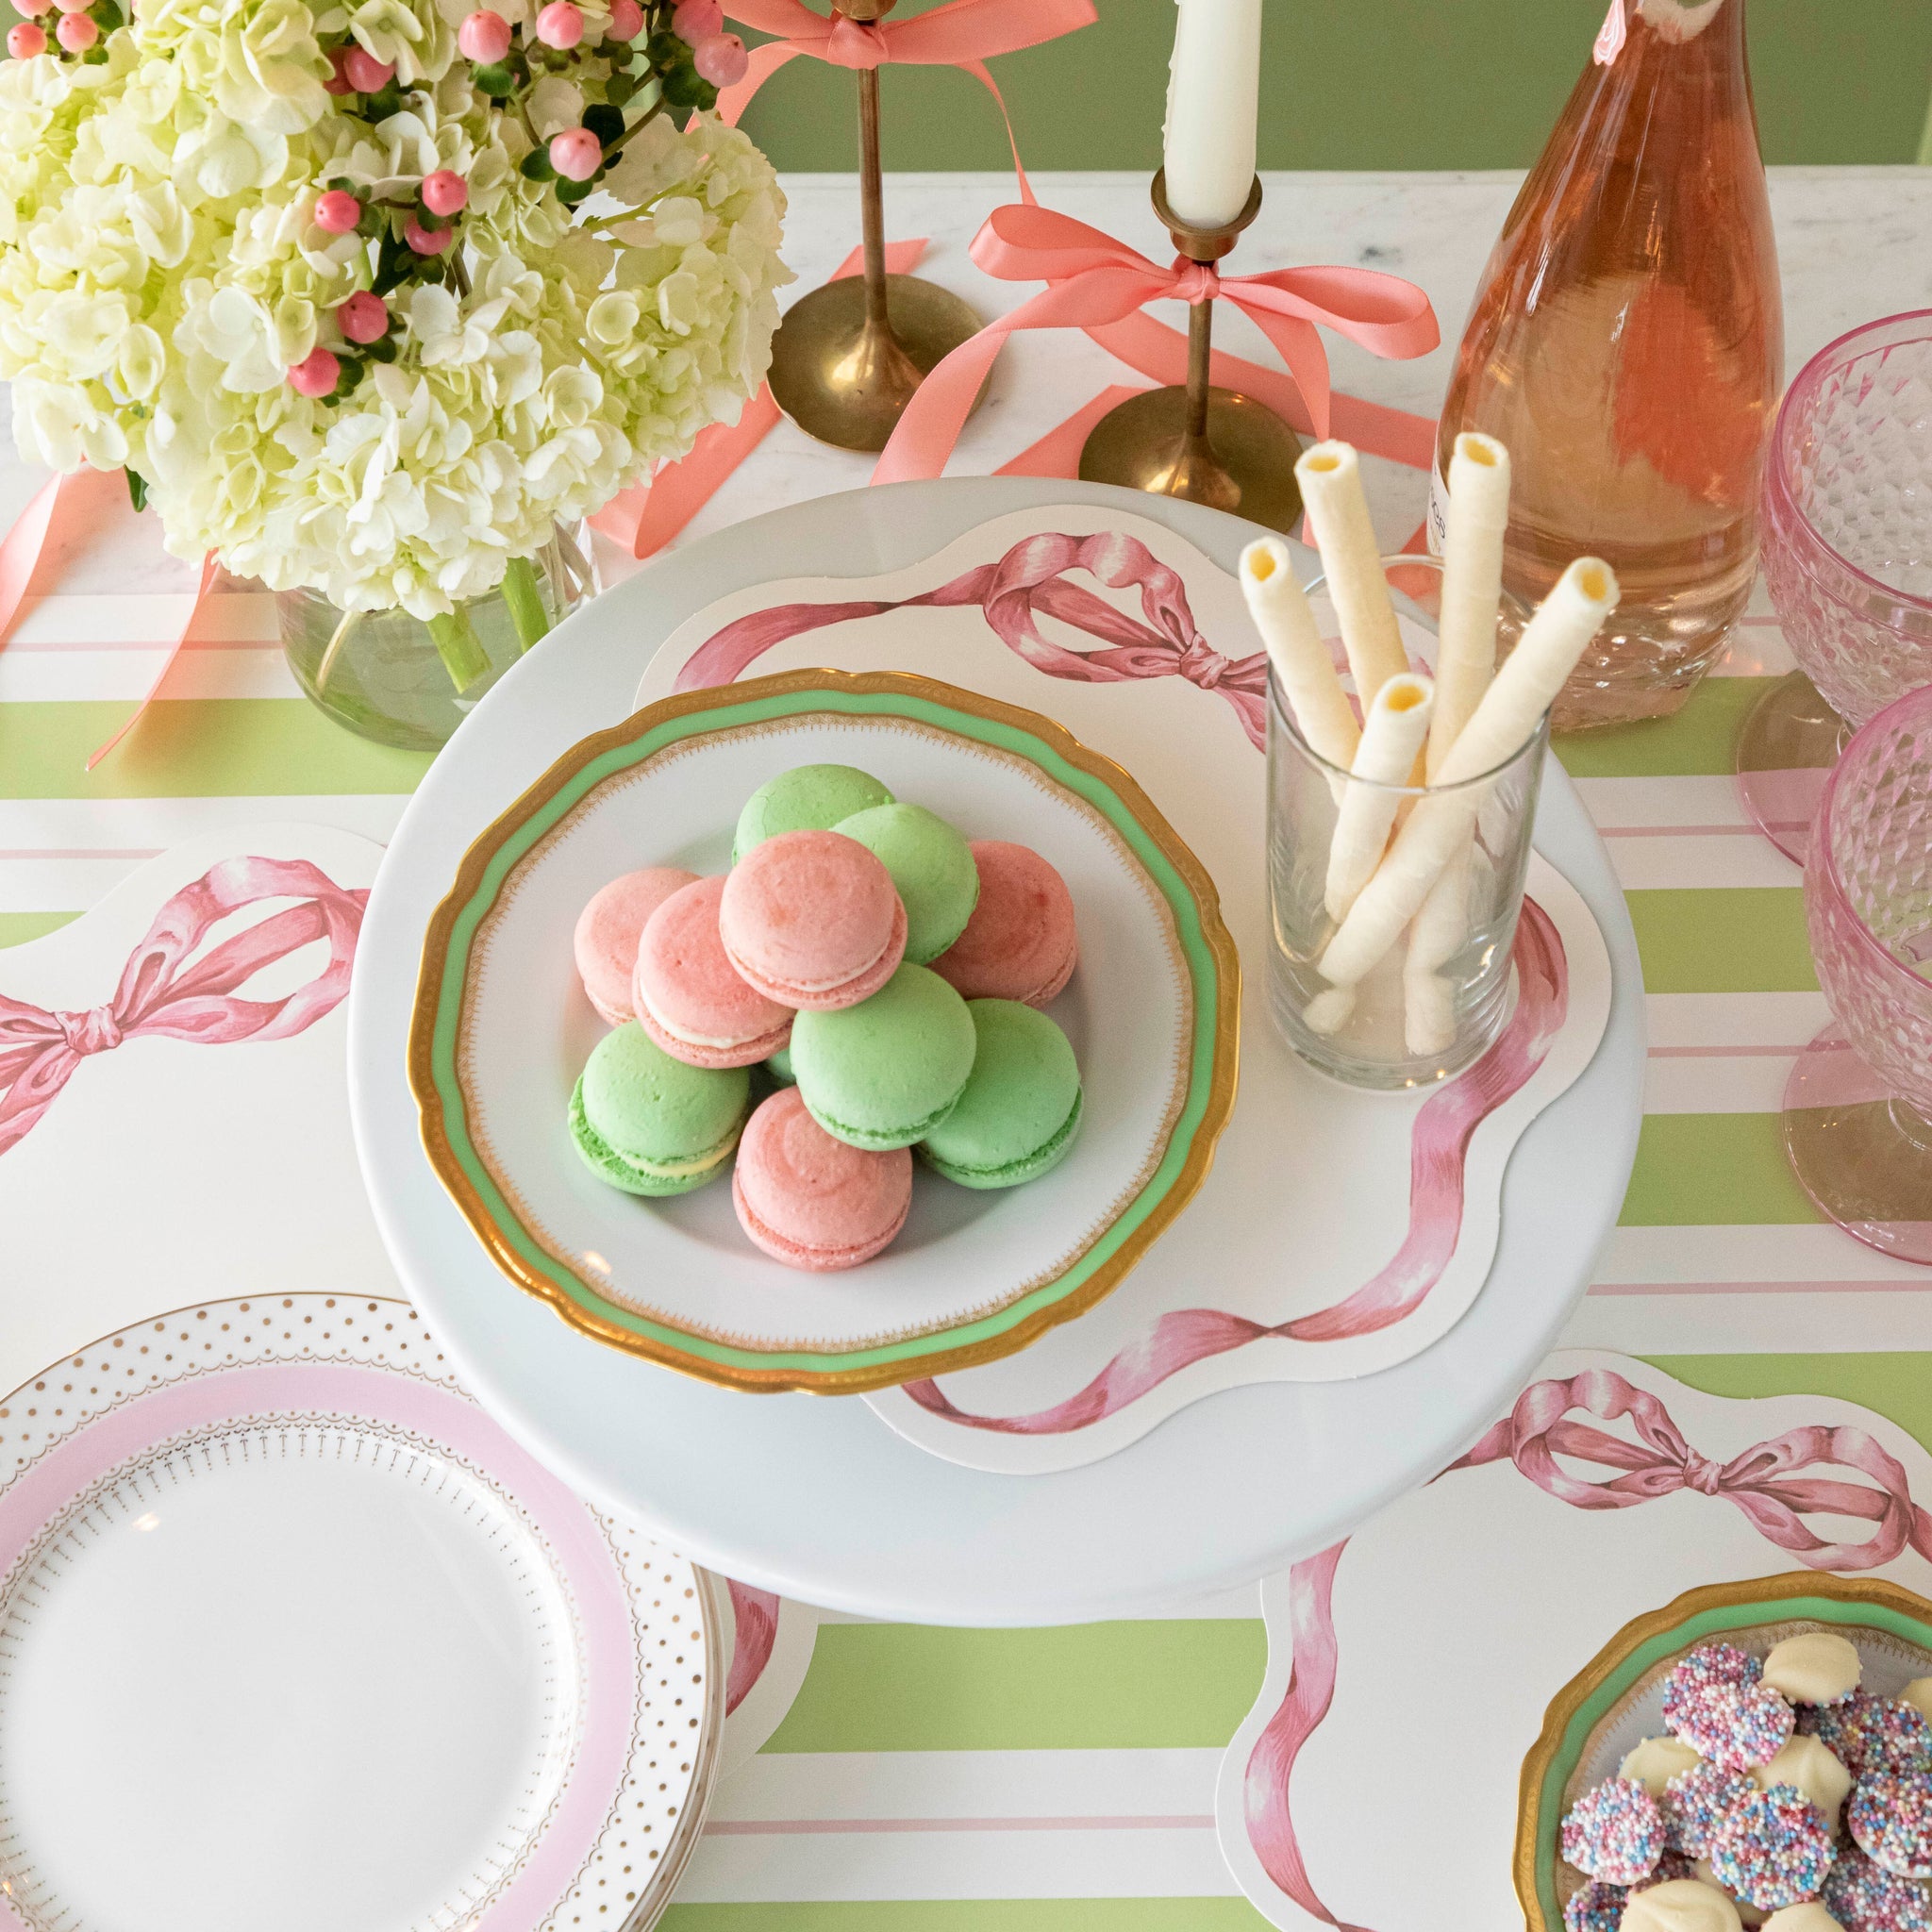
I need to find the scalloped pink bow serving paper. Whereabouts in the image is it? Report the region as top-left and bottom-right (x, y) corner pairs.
(640, 505), (1617, 1474)
(1213, 1350), (1932, 1932)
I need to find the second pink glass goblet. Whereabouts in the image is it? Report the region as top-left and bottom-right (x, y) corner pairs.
(1783, 682), (1932, 1262)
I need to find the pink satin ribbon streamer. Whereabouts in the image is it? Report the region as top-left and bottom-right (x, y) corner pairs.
(724, 1578), (782, 1717)
(0, 856), (366, 1156)
(1244, 1365), (1932, 1930)
(591, 239), (931, 561)
(903, 898), (1567, 1433)
(718, 0), (1095, 188)
(676, 526), (1273, 747)
(873, 202), (1439, 487)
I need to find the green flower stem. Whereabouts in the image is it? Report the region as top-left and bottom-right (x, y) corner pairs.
(428, 607), (490, 691)
(501, 556), (551, 653)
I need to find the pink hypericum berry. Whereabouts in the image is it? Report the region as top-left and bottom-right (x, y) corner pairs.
(336, 291), (389, 344)
(9, 0), (54, 16)
(606, 0), (642, 39)
(324, 60), (353, 92)
(402, 216), (452, 255)
(691, 30), (746, 86)
(313, 189), (362, 233)
(671, 0), (721, 44)
(533, 0), (580, 45)
(6, 20), (45, 53)
(549, 125), (601, 181)
(456, 8), (509, 61)
(420, 169), (468, 217)
(50, 0), (88, 15)
(341, 44), (393, 91)
(54, 10), (94, 47)
(288, 347), (341, 398)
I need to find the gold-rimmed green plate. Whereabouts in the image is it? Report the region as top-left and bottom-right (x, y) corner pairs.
(1517, 1571), (1932, 1929)
(408, 669), (1240, 1395)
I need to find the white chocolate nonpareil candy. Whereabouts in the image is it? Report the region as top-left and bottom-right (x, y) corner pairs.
(1622, 1879), (1745, 1932)
(1761, 1632), (1861, 1707)
(1760, 1907), (1844, 1932)
(1622, 1734), (1703, 1796)
(1750, 1733), (1852, 1826)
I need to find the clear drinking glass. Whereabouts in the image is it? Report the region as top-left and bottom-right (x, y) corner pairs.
(1740, 310), (1932, 860)
(1782, 681), (1932, 1264)
(1266, 555), (1549, 1091)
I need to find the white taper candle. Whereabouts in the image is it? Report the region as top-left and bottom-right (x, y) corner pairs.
(1161, 0), (1262, 230)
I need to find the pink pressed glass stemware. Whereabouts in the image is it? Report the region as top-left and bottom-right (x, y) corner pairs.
(1783, 683), (1932, 1262)
(1740, 310), (1932, 861)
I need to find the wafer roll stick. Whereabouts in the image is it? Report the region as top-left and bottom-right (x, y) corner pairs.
(1240, 537), (1359, 772)
(1403, 853), (1468, 1056)
(1295, 441), (1409, 708)
(1427, 433), (1512, 783)
(1318, 558), (1620, 989)
(1325, 673), (1433, 921)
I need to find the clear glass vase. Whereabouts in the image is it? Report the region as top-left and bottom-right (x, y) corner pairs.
(278, 525), (594, 752)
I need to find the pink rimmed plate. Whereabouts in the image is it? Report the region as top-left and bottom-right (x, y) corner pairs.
(0, 1293), (721, 1932)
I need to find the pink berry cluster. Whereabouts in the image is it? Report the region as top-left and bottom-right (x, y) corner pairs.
(280, 0), (749, 403)
(6, 0), (119, 63)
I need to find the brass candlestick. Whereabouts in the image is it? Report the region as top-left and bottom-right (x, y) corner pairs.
(1079, 171), (1303, 534)
(765, 0), (986, 454)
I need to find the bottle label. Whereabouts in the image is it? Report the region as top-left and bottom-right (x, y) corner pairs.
(1639, 0), (1726, 42)
(1425, 462), (1449, 558)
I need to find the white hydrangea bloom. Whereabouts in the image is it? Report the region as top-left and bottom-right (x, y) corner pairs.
(0, 0), (791, 619)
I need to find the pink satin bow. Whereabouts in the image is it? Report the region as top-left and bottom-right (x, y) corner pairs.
(1246, 1366), (1932, 1931)
(676, 527), (1272, 747)
(718, 0), (1096, 183)
(0, 856), (367, 1156)
(874, 202), (1440, 487)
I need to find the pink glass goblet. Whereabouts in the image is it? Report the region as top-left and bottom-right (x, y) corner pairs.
(1740, 310), (1932, 861)
(1783, 682), (1932, 1262)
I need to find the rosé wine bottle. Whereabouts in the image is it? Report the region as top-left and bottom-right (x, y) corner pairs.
(1432, 0), (1783, 729)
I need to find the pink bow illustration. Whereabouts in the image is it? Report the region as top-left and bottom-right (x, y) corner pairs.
(1247, 1367), (1932, 1932)
(0, 856), (366, 1156)
(874, 202), (1439, 487)
(676, 527), (1272, 747)
(717, 0), (1096, 184)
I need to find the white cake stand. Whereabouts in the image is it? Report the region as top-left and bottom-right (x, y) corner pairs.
(349, 478), (1645, 1626)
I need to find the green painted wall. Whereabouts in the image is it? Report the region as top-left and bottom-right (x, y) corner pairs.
(737, 0), (1932, 173)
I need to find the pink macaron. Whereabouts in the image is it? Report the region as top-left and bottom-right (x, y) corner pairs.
(573, 865), (698, 1024)
(732, 1086), (912, 1271)
(930, 841), (1077, 1007)
(718, 830), (907, 1011)
(632, 875), (794, 1070)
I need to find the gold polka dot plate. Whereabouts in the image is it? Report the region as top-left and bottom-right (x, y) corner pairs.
(0, 1291), (722, 1932)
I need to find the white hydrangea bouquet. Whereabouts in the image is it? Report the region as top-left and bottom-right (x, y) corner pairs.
(0, 0), (789, 690)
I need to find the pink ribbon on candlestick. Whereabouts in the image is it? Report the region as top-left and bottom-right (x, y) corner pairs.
(677, 526), (1273, 747)
(904, 898), (1568, 1434)
(1243, 1365), (1932, 1931)
(717, 0), (1096, 190)
(0, 856), (366, 1156)
(872, 203), (1440, 487)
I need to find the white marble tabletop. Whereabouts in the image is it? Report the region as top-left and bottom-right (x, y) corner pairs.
(5, 167), (1928, 597)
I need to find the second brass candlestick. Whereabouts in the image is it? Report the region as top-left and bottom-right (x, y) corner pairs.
(1079, 172), (1303, 534)
(766, 0), (986, 454)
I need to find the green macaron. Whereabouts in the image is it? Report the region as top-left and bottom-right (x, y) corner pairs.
(764, 1041), (795, 1087)
(734, 764), (894, 865)
(832, 801), (979, 964)
(790, 963), (977, 1152)
(919, 999), (1083, 1190)
(569, 1021), (749, 1196)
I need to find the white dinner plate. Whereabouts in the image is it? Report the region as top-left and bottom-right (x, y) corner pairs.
(0, 1293), (721, 1932)
(349, 478), (1646, 1624)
